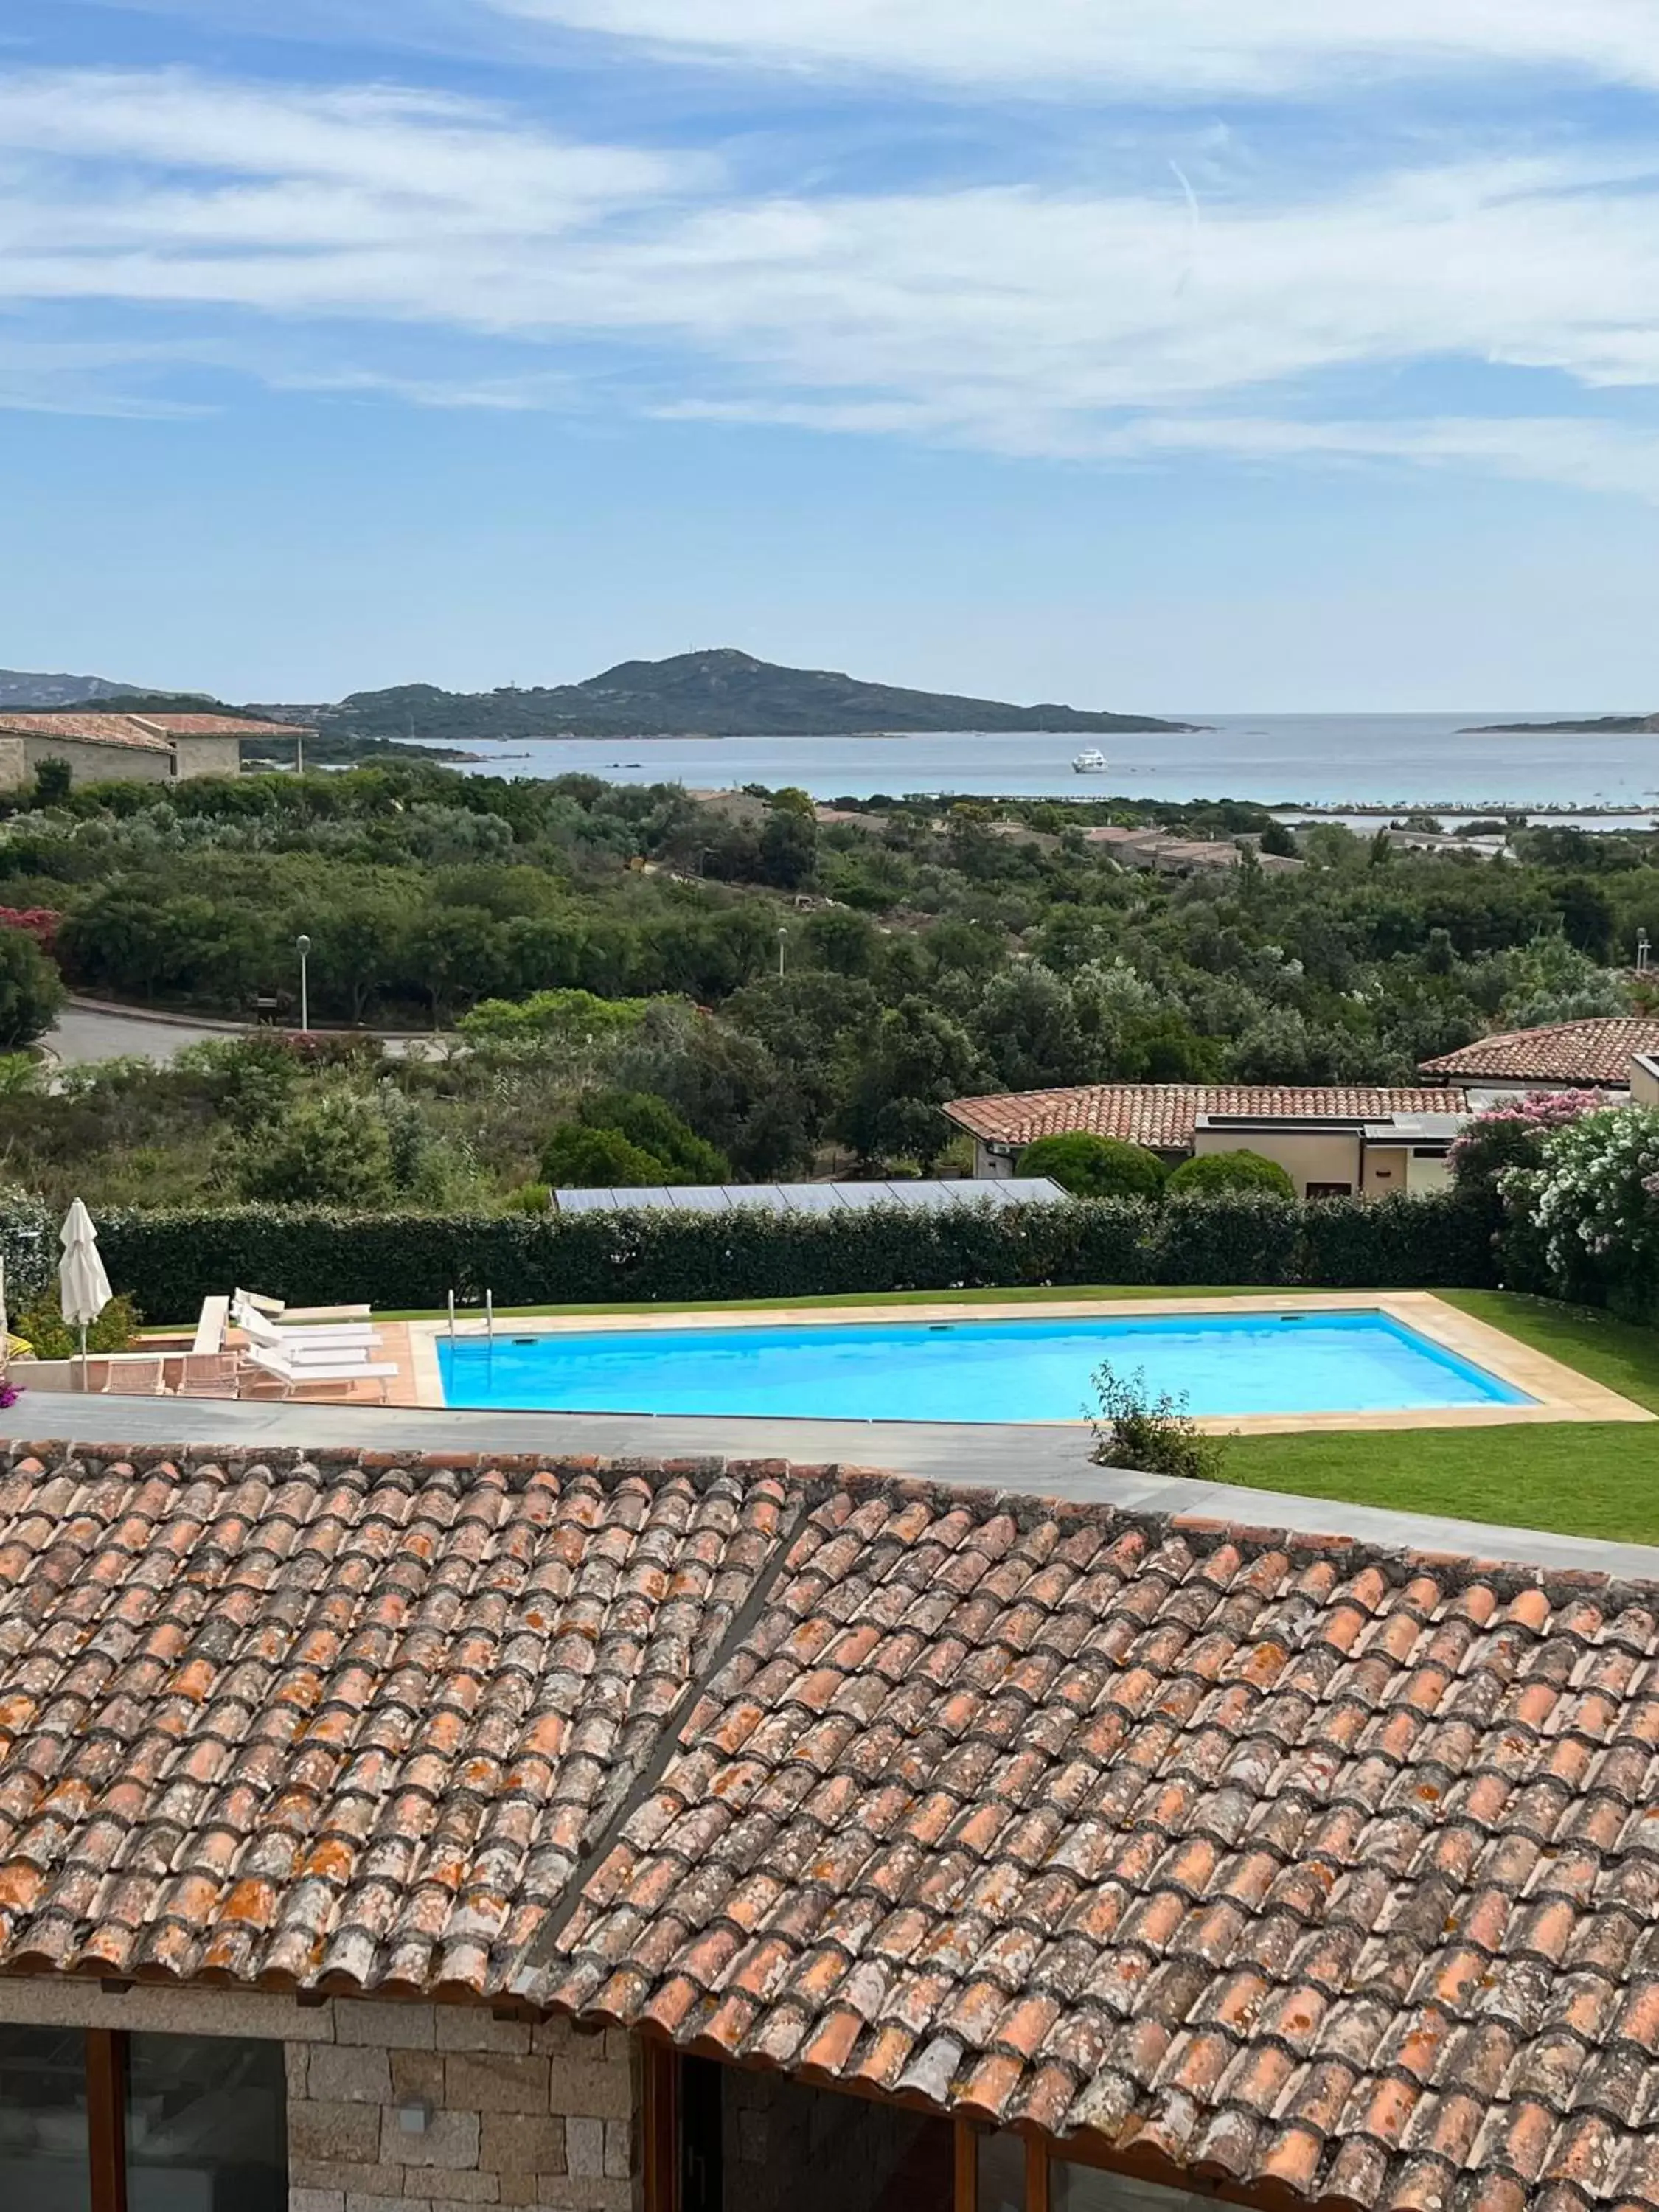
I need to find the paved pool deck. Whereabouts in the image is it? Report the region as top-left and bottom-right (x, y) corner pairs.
(13, 1388), (1659, 1583)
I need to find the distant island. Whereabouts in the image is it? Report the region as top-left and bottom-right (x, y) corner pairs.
(10, 648), (1197, 759)
(1461, 713), (1659, 734)
(299, 648), (1200, 743)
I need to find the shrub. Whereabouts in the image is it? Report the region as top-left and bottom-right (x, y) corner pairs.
(540, 1125), (670, 1188)
(1166, 1150), (1297, 1200)
(0, 925), (63, 1050)
(1526, 1105), (1659, 1317)
(1087, 1360), (1225, 1481)
(234, 1091), (396, 1208)
(14, 1290), (140, 1360)
(1017, 1133), (1167, 1200)
(1150, 1191), (1301, 1285)
(1449, 1091), (1601, 1197)
(576, 1090), (729, 1180)
(1300, 1189), (1499, 1289)
(0, 1186), (53, 1310)
(90, 1186), (1496, 1324)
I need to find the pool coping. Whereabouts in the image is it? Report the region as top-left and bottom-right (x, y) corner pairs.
(411, 1290), (1655, 1436)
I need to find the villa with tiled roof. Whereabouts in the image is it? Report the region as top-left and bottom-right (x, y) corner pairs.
(944, 1085), (1471, 1197)
(1420, 1018), (1659, 1093)
(0, 709), (308, 789)
(5, 1441), (1659, 2212)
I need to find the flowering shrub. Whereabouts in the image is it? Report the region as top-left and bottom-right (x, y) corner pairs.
(1526, 1106), (1659, 1315)
(0, 907), (62, 956)
(1448, 1090), (1603, 1195)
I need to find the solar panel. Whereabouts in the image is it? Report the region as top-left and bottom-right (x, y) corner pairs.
(778, 1184), (849, 1214)
(552, 1187), (611, 1213)
(554, 1177), (1071, 1215)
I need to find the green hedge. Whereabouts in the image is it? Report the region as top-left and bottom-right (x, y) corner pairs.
(97, 1187), (1498, 1322)
(1299, 1189), (1500, 1290)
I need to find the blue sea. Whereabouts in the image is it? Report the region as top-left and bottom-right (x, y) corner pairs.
(428, 710), (1659, 814)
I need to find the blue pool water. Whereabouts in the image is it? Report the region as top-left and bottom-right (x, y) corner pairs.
(437, 1310), (1531, 1423)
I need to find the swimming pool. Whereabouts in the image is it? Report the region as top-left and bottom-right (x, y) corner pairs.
(435, 1309), (1533, 1423)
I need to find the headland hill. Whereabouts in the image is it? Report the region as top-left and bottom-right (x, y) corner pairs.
(1461, 712), (1659, 734)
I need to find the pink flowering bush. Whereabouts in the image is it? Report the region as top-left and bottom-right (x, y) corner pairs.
(1448, 1090), (1603, 1197)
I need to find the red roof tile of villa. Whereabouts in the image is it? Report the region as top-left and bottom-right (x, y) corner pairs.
(1420, 1017), (1659, 1088)
(130, 712), (310, 736)
(9, 1446), (1659, 2206)
(944, 1083), (1467, 1152)
(0, 711), (307, 748)
(0, 713), (174, 751)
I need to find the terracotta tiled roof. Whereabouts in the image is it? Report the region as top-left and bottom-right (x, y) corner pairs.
(535, 1479), (1659, 2205)
(1420, 1018), (1659, 1087)
(945, 1084), (1468, 1151)
(0, 1449), (791, 1999)
(10, 1447), (1659, 2205)
(0, 712), (305, 750)
(0, 713), (173, 752)
(131, 714), (310, 737)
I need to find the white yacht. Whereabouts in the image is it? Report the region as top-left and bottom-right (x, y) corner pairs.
(1072, 747), (1109, 774)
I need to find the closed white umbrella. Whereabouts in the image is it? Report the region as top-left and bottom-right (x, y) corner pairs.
(58, 1200), (113, 1389)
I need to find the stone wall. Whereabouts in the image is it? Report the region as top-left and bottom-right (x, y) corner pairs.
(169, 732), (244, 780)
(0, 1978), (639, 2212)
(22, 734), (175, 787)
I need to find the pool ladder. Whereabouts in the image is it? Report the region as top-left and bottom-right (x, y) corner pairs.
(446, 1289), (495, 1343)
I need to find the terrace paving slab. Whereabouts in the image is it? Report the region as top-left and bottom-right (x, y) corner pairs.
(11, 1390), (1659, 1581)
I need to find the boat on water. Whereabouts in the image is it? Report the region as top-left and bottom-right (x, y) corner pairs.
(1072, 748), (1109, 774)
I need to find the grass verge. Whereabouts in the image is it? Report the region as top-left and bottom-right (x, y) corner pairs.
(1224, 1292), (1659, 1546)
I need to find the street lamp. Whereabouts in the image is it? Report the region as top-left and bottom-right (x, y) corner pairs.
(776, 926), (787, 981)
(296, 934), (312, 1033)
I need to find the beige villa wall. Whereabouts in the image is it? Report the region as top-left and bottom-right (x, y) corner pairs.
(0, 737), (25, 792)
(1191, 1125), (1360, 1196)
(1360, 1144), (1407, 1197)
(0, 1978), (639, 2212)
(1632, 1059), (1659, 1106)
(1406, 1150), (1453, 1192)
(21, 734), (175, 788)
(169, 732), (244, 779)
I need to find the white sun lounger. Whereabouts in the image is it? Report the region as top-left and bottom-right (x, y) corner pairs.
(239, 1345), (400, 1402)
(232, 1301), (382, 1353)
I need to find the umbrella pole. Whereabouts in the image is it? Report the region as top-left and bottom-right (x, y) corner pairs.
(79, 1321), (88, 1392)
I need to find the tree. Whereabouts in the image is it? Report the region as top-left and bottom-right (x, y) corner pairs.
(408, 905), (505, 1022)
(1017, 1133), (1167, 1199)
(234, 1091), (396, 1207)
(1166, 1150), (1296, 1198)
(842, 998), (981, 1168)
(0, 925), (63, 1049)
(757, 808), (817, 889)
(801, 908), (880, 977)
(32, 757), (72, 806)
(1258, 820), (1298, 859)
(575, 1089), (729, 1180)
(975, 964), (1082, 1092)
(540, 1124), (668, 1189)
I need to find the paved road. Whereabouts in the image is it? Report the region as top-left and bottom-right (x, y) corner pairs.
(44, 1000), (450, 1067)
(45, 1004), (246, 1065)
(13, 1393), (1659, 1580)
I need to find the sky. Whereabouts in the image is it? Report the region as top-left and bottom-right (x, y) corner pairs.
(5, 2), (1659, 709)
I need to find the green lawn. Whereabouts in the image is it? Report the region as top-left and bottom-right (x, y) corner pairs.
(1225, 1293), (1659, 1546)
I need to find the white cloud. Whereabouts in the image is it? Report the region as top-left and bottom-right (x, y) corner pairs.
(9, 66), (1659, 503)
(488, 0), (1659, 97)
